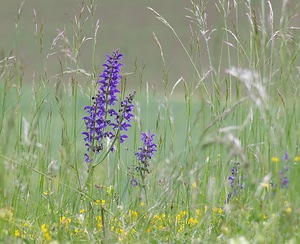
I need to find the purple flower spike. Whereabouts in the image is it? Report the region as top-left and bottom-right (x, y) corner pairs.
(225, 162), (245, 203)
(135, 131), (157, 176)
(82, 50), (134, 163)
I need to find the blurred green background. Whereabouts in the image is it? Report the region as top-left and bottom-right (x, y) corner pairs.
(0, 0), (299, 88)
(0, 0), (193, 86)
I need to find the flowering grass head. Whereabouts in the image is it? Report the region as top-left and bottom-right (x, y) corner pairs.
(82, 50), (135, 163)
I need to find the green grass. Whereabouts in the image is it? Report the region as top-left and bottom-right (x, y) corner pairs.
(1, 0), (300, 243)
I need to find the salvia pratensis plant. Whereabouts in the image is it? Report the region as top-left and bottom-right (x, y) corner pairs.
(82, 50), (135, 166)
(131, 130), (157, 202)
(225, 162), (245, 203)
(135, 131), (157, 178)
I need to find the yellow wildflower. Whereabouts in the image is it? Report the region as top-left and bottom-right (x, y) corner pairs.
(294, 156), (300, 162)
(15, 229), (21, 237)
(153, 214), (161, 221)
(129, 210), (138, 219)
(177, 224), (184, 233)
(176, 211), (188, 221)
(60, 216), (71, 226)
(41, 224), (48, 233)
(187, 217), (199, 227)
(119, 228), (125, 236)
(271, 157), (280, 163)
(212, 207), (223, 214)
(80, 209), (85, 214)
(41, 224), (51, 241)
(286, 207), (292, 214)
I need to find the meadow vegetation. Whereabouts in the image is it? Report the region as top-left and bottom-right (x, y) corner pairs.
(1, 0), (300, 243)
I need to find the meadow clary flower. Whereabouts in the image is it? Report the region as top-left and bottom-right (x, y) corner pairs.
(225, 162), (245, 203)
(279, 165), (289, 188)
(135, 131), (157, 176)
(82, 50), (134, 162)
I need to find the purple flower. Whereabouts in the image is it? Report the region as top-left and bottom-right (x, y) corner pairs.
(279, 165), (289, 188)
(225, 162), (245, 203)
(130, 178), (138, 187)
(135, 131), (157, 176)
(82, 50), (134, 162)
(281, 177), (288, 188)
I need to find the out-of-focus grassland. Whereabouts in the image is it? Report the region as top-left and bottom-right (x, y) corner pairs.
(2, 0), (296, 89)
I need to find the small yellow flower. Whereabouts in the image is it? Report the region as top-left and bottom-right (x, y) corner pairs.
(177, 224), (184, 233)
(212, 207), (223, 214)
(74, 229), (79, 235)
(286, 207), (292, 214)
(176, 211), (187, 222)
(128, 210), (138, 219)
(80, 209), (85, 214)
(187, 217), (199, 227)
(60, 216), (71, 226)
(294, 156), (300, 162)
(60, 216), (66, 223)
(41, 224), (48, 233)
(44, 232), (51, 241)
(41, 224), (51, 241)
(94, 199), (106, 207)
(153, 214), (160, 221)
(15, 229), (21, 237)
(119, 228), (125, 235)
(271, 157), (280, 163)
